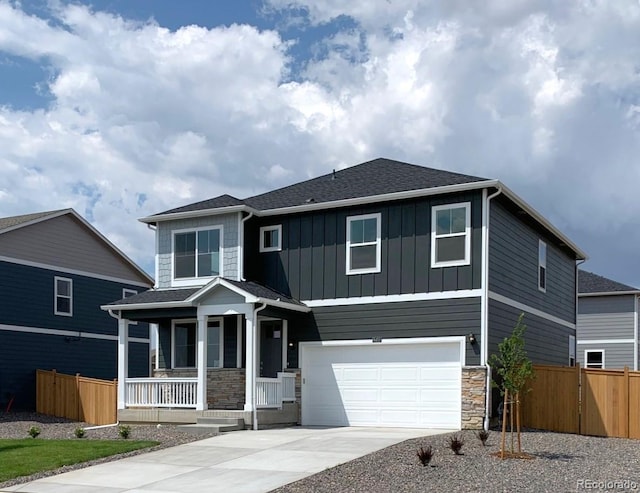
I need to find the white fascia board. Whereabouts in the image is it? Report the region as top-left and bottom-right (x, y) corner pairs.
(258, 180), (500, 217)
(579, 291), (640, 297)
(139, 205), (255, 224)
(498, 184), (588, 261)
(488, 291), (575, 329)
(100, 301), (191, 311)
(303, 289), (482, 307)
(187, 277), (259, 304)
(258, 298), (311, 313)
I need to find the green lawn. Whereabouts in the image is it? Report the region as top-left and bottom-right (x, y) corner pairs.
(0, 439), (160, 483)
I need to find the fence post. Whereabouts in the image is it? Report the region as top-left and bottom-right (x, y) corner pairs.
(576, 362), (581, 435)
(624, 366), (630, 438)
(52, 369), (57, 417)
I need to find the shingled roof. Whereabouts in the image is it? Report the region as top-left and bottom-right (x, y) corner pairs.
(0, 210), (66, 233)
(146, 158), (489, 219)
(579, 270), (639, 294)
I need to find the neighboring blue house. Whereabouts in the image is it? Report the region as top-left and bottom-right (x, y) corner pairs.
(0, 209), (154, 411)
(105, 158), (586, 430)
(578, 270), (640, 370)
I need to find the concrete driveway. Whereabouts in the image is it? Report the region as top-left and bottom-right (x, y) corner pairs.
(3, 427), (448, 493)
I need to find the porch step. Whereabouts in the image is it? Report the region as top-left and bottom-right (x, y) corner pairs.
(177, 417), (245, 435)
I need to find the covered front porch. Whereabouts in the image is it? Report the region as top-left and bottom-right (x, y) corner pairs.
(104, 278), (310, 428)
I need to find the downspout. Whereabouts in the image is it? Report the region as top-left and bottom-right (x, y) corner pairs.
(239, 212), (254, 281)
(482, 185), (502, 430)
(147, 223), (158, 288)
(252, 302), (267, 431)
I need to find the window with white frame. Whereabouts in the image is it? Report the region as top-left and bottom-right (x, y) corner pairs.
(538, 240), (547, 292)
(569, 335), (576, 366)
(346, 213), (381, 274)
(54, 277), (73, 316)
(172, 319), (223, 369)
(260, 225), (282, 252)
(431, 202), (471, 268)
(123, 288), (138, 325)
(585, 350), (604, 369)
(174, 227), (222, 279)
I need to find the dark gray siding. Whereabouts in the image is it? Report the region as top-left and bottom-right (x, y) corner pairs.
(246, 191), (483, 300)
(488, 299), (575, 366)
(0, 331), (147, 411)
(489, 199), (576, 323)
(288, 298), (482, 367)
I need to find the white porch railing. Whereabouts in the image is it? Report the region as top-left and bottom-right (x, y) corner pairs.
(256, 372), (296, 408)
(125, 378), (198, 408)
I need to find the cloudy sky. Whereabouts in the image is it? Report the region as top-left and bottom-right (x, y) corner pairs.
(1, 0), (639, 287)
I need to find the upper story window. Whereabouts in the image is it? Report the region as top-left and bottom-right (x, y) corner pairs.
(260, 225), (282, 252)
(346, 213), (381, 275)
(585, 350), (604, 369)
(54, 276), (73, 316)
(431, 202), (471, 268)
(173, 227), (222, 280)
(538, 240), (547, 292)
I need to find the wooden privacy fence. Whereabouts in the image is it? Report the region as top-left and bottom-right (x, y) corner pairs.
(521, 364), (640, 439)
(36, 370), (117, 425)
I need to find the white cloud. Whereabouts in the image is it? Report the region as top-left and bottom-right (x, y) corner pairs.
(0, 0), (639, 286)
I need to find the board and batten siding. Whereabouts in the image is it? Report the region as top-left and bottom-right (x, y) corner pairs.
(577, 294), (638, 369)
(488, 299), (574, 366)
(245, 191), (483, 300)
(489, 198), (576, 323)
(289, 297), (482, 367)
(156, 212), (240, 288)
(0, 213), (150, 285)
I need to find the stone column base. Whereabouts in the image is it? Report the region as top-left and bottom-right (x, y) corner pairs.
(462, 366), (486, 430)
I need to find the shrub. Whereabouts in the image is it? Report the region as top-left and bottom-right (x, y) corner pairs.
(476, 429), (490, 446)
(417, 445), (434, 466)
(28, 426), (41, 439)
(118, 425), (131, 439)
(448, 435), (464, 455)
(74, 427), (86, 439)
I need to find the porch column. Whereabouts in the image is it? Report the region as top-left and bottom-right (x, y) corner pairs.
(196, 315), (208, 411)
(244, 312), (256, 412)
(117, 318), (128, 410)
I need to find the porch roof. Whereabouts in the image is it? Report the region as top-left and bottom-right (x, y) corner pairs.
(101, 277), (310, 313)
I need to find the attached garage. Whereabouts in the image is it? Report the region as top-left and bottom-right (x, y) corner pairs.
(300, 337), (464, 429)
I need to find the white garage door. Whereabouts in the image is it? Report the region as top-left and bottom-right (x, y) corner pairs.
(301, 339), (462, 429)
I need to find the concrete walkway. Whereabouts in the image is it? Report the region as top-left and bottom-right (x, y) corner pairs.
(3, 427), (447, 493)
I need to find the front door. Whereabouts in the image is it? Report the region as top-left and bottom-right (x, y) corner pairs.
(260, 320), (283, 377)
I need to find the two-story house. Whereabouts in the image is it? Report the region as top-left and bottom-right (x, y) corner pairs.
(0, 209), (153, 411)
(578, 270), (640, 370)
(105, 158), (586, 430)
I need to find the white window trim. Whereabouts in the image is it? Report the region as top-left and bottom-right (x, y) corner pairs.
(569, 335), (576, 366)
(585, 349), (605, 369)
(259, 224), (282, 252)
(431, 202), (471, 268)
(54, 276), (73, 317)
(171, 225), (224, 287)
(538, 239), (547, 293)
(122, 288), (138, 325)
(346, 212), (382, 275)
(171, 318), (224, 369)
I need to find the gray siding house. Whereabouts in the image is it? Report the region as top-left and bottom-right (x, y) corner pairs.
(0, 209), (154, 410)
(105, 158), (586, 431)
(578, 270), (640, 370)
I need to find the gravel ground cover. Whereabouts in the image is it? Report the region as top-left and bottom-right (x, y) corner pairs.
(272, 429), (640, 493)
(0, 412), (216, 490)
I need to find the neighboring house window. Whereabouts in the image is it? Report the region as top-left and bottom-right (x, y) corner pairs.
(54, 277), (73, 316)
(431, 202), (471, 268)
(172, 319), (223, 369)
(346, 213), (381, 274)
(123, 288), (138, 325)
(569, 335), (576, 366)
(174, 227), (222, 279)
(538, 240), (547, 292)
(260, 225), (282, 252)
(585, 350), (605, 369)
